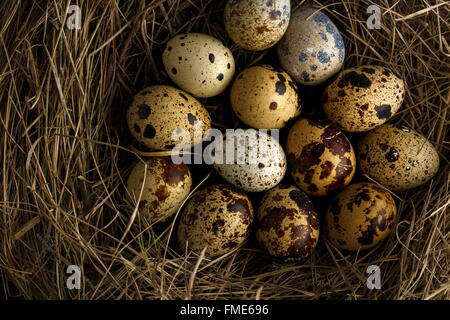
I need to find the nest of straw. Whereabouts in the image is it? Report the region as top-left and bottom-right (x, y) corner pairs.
(0, 0), (448, 300)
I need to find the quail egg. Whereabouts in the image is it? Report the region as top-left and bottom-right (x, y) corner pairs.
(224, 0), (290, 51)
(323, 65), (405, 132)
(126, 157), (192, 226)
(324, 182), (397, 251)
(357, 124), (440, 191)
(177, 184), (254, 257)
(286, 118), (356, 196)
(256, 184), (320, 260)
(277, 7), (345, 85)
(127, 85), (212, 150)
(211, 129), (286, 192)
(230, 65), (301, 129)
(162, 33), (235, 98)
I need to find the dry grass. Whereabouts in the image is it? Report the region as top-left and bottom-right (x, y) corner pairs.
(0, 0), (449, 300)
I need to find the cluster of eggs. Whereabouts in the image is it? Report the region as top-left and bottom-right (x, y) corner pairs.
(125, 1), (440, 260)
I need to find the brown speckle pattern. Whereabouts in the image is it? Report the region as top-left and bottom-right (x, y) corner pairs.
(177, 184), (254, 257)
(224, 0), (290, 51)
(126, 157), (192, 225)
(323, 65), (405, 132)
(357, 124), (440, 191)
(256, 185), (319, 260)
(230, 65), (301, 129)
(286, 118), (356, 196)
(162, 33), (235, 98)
(126, 85), (212, 150)
(324, 182), (397, 251)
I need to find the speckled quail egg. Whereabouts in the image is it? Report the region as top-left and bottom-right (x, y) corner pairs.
(286, 118), (356, 196)
(224, 0), (290, 51)
(324, 182), (397, 251)
(323, 65), (405, 132)
(357, 124), (440, 191)
(277, 7), (345, 85)
(211, 130), (286, 192)
(127, 85), (212, 150)
(256, 184), (320, 260)
(177, 184), (254, 257)
(230, 65), (301, 129)
(162, 33), (235, 98)
(126, 157), (192, 226)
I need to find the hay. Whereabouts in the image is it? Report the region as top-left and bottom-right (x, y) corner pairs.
(0, 0), (448, 300)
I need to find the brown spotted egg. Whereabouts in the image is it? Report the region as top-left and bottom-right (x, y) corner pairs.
(211, 130), (286, 192)
(256, 184), (320, 260)
(126, 157), (192, 226)
(286, 118), (356, 196)
(230, 65), (301, 129)
(162, 33), (235, 98)
(126, 85), (212, 150)
(324, 182), (397, 251)
(277, 7), (345, 85)
(177, 184), (254, 257)
(323, 66), (405, 132)
(357, 124), (440, 191)
(224, 0), (290, 51)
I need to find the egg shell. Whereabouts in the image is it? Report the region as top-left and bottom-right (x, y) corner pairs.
(224, 0), (290, 51)
(230, 65), (301, 129)
(256, 184), (320, 260)
(177, 184), (254, 257)
(212, 130), (287, 192)
(126, 157), (192, 225)
(127, 85), (212, 150)
(357, 124), (440, 191)
(286, 118), (356, 196)
(277, 7), (345, 85)
(323, 65), (405, 132)
(162, 33), (235, 98)
(324, 182), (397, 251)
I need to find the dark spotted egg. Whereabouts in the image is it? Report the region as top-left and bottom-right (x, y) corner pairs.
(357, 124), (440, 191)
(256, 184), (320, 261)
(286, 118), (356, 196)
(162, 33), (235, 98)
(126, 85), (212, 150)
(230, 65), (301, 129)
(324, 182), (397, 251)
(126, 157), (192, 226)
(224, 0), (290, 51)
(277, 7), (345, 85)
(177, 184), (254, 257)
(323, 65), (405, 132)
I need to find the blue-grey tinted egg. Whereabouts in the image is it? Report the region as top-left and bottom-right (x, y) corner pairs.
(277, 7), (345, 85)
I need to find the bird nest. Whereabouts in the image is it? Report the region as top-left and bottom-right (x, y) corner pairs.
(0, 0), (448, 299)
